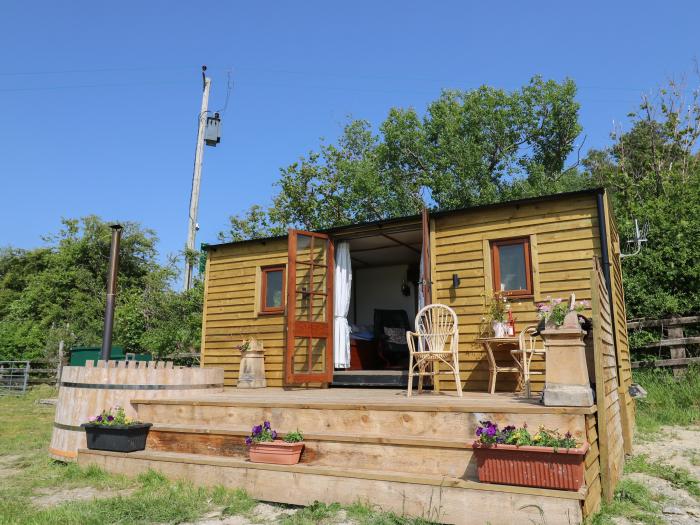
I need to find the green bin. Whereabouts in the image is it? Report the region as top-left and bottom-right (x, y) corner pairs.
(69, 346), (152, 366)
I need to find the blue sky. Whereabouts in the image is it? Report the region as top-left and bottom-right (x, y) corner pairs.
(2, 1), (699, 277)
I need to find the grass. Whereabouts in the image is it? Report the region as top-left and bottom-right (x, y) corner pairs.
(587, 479), (666, 525)
(633, 364), (700, 436)
(0, 386), (257, 524)
(625, 454), (700, 498)
(0, 387), (436, 525)
(586, 366), (700, 524)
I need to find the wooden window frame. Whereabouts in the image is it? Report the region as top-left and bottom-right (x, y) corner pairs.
(260, 265), (286, 314)
(490, 237), (533, 298)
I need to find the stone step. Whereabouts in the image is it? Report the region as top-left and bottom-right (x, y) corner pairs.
(78, 448), (585, 525)
(148, 423), (476, 478)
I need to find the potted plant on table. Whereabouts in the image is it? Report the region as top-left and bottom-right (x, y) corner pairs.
(472, 421), (589, 491)
(81, 407), (152, 453)
(483, 291), (510, 338)
(246, 421), (305, 465)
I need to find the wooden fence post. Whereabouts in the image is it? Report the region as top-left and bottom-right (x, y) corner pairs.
(55, 340), (65, 388)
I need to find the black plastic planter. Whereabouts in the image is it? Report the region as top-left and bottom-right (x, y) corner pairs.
(82, 423), (152, 453)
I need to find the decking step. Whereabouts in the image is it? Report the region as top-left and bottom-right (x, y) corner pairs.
(148, 423), (476, 477)
(133, 396), (591, 442)
(151, 423), (472, 447)
(78, 448), (585, 525)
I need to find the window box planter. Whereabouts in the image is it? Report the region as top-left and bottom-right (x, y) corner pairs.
(82, 423), (152, 453)
(473, 442), (589, 491)
(248, 440), (304, 465)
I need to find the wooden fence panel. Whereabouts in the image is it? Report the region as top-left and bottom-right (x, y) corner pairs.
(591, 257), (626, 502)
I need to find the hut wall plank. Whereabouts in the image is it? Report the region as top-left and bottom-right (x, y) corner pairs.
(591, 257), (625, 503)
(604, 194), (635, 453)
(201, 238), (288, 387)
(433, 194), (600, 393)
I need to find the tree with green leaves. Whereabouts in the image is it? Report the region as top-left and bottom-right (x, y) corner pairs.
(219, 76), (587, 241)
(585, 77), (700, 318)
(0, 217), (202, 360)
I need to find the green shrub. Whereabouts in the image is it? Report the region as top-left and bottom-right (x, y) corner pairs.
(633, 365), (700, 434)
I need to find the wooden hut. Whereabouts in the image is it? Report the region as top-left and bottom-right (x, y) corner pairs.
(78, 189), (633, 524)
(201, 189), (630, 393)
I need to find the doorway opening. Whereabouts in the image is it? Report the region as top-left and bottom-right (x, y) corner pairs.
(332, 227), (423, 387)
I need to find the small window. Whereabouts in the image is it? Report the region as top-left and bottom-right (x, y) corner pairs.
(260, 266), (286, 314)
(491, 238), (533, 297)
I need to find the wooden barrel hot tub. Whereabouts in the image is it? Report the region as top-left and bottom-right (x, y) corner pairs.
(49, 360), (224, 461)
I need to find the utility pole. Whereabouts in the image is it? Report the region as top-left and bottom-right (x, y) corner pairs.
(184, 65), (211, 290)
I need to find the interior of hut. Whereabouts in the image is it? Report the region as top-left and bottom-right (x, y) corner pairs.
(333, 227), (423, 382)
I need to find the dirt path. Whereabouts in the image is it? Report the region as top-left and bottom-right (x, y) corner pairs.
(634, 426), (700, 480)
(615, 425), (700, 525)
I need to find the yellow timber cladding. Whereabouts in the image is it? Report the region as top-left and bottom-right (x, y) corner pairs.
(202, 238), (289, 387)
(201, 191), (631, 391)
(431, 192), (602, 391)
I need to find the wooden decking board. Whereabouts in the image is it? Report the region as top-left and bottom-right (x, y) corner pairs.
(151, 424), (475, 449)
(78, 448), (586, 501)
(132, 388), (597, 415)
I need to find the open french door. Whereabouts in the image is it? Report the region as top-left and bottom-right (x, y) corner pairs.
(285, 229), (335, 385)
(421, 208), (432, 305)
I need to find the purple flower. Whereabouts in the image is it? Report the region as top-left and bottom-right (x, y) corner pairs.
(245, 437), (252, 446)
(486, 426), (497, 438)
(96, 415), (103, 422)
(263, 421), (271, 430)
(565, 431), (572, 439)
(475, 427), (483, 437)
(107, 415), (114, 422)
(252, 425), (262, 435)
(271, 430), (278, 440)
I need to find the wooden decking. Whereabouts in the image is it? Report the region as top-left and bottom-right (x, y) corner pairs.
(132, 387), (596, 414)
(76, 388), (596, 524)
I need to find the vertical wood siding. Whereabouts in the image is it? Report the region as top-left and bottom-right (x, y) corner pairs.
(604, 194), (635, 453)
(591, 257), (625, 502)
(432, 194), (601, 392)
(583, 412), (602, 517)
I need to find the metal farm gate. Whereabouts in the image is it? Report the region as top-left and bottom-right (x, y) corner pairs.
(0, 361), (30, 395)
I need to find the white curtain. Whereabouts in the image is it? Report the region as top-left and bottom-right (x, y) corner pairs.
(333, 242), (352, 369)
(418, 251), (425, 311)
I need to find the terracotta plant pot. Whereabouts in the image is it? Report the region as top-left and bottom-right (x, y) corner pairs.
(473, 442), (589, 491)
(248, 440), (304, 465)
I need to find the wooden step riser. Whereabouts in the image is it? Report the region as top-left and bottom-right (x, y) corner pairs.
(135, 403), (587, 441)
(79, 450), (583, 525)
(147, 430), (475, 478)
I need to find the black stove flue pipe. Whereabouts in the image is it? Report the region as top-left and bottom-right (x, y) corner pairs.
(100, 225), (123, 361)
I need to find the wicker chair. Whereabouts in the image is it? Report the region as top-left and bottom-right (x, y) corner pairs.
(510, 325), (546, 398)
(406, 304), (462, 397)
